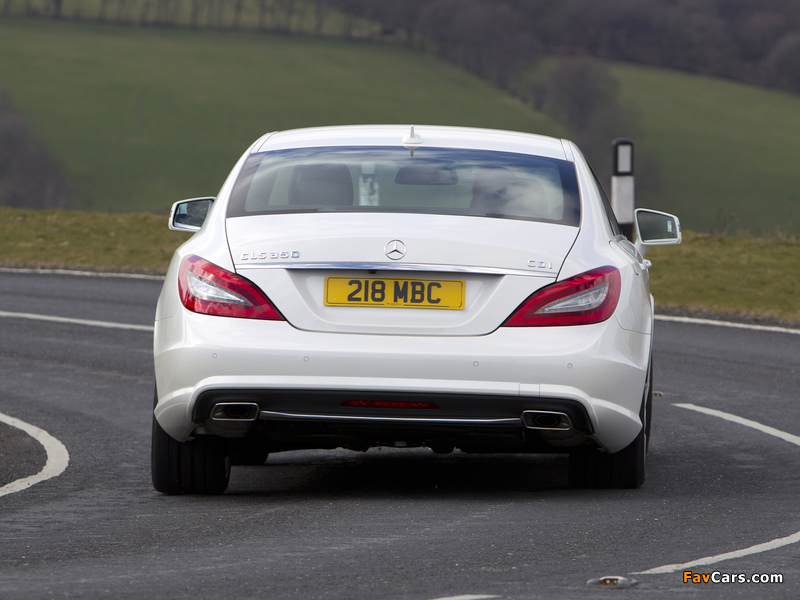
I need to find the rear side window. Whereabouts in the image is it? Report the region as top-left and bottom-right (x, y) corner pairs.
(228, 146), (580, 227)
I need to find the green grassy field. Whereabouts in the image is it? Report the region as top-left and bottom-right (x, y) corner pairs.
(0, 19), (560, 214)
(0, 207), (189, 273)
(2, 19), (800, 236)
(646, 233), (800, 323)
(611, 63), (800, 237)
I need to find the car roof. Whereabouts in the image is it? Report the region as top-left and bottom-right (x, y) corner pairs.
(252, 125), (572, 162)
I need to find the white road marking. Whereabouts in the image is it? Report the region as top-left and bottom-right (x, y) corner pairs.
(655, 314), (800, 335)
(0, 411), (70, 498)
(674, 403), (800, 447)
(634, 403), (800, 575)
(636, 531), (800, 576)
(6, 268), (800, 335)
(429, 596), (500, 600)
(0, 267), (163, 281)
(0, 310), (154, 332)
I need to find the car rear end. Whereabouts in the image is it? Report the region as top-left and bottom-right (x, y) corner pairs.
(153, 125), (652, 492)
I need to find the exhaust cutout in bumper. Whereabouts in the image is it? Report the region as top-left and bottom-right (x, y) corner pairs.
(205, 402), (260, 437)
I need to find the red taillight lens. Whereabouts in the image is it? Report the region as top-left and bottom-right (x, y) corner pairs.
(503, 266), (621, 327)
(178, 255), (283, 320)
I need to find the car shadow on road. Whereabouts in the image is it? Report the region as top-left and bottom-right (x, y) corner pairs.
(225, 448), (573, 497)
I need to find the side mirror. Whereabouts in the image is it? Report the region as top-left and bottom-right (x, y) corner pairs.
(634, 208), (681, 257)
(169, 197), (214, 232)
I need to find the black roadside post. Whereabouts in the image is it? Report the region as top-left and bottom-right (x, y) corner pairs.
(611, 138), (634, 239)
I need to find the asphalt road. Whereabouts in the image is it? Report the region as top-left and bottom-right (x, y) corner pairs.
(1, 269), (799, 599)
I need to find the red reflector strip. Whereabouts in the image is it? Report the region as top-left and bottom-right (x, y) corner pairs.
(341, 400), (440, 410)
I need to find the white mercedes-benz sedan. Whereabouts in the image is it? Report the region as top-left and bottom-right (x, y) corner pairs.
(152, 124), (681, 494)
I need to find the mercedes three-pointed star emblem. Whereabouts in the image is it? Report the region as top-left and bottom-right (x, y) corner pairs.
(384, 239), (406, 260)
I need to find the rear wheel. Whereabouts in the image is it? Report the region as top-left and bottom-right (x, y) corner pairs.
(644, 357), (653, 450)
(151, 390), (231, 495)
(568, 355), (651, 489)
(568, 429), (645, 489)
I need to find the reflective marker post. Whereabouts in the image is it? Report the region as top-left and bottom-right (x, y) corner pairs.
(611, 138), (634, 239)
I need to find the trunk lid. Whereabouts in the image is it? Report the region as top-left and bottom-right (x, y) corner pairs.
(227, 213), (579, 335)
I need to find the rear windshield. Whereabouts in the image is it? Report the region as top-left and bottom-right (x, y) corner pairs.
(227, 146), (580, 227)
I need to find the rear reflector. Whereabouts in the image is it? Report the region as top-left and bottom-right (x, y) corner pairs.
(341, 400), (440, 410)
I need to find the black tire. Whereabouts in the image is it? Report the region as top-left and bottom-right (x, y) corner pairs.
(151, 390), (231, 495)
(568, 355), (651, 489)
(644, 356), (653, 451)
(568, 427), (645, 489)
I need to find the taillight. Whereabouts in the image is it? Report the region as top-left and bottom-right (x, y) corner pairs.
(178, 255), (283, 320)
(503, 266), (621, 327)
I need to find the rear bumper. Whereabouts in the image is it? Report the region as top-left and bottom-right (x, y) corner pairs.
(190, 388), (594, 453)
(154, 312), (650, 452)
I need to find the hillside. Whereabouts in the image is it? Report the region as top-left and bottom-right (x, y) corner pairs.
(1, 19), (800, 235)
(0, 19), (560, 214)
(612, 62), (800, 236)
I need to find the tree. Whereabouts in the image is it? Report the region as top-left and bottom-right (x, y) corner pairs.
(541, 58), (658, 195)
(309, 0), (331, 35)
(764, 32), (800, 93)
(367, 0), (428, 45)
(543, 58), (623, 135)
(417, 0), (536, 89)
(733, 11), (786, 62)
(0, 92), (67, 209)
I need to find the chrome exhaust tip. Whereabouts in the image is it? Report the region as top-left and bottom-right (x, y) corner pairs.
(205, 402), (260, 437)
(211, 402), (260, 422)
(521, 410), (573, 431)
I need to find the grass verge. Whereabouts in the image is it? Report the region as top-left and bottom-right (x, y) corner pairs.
(646, 232), (800, 325)
(2, 208), (798, 324)
(0, 207), (189, 274)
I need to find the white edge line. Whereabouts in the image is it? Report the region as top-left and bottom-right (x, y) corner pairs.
(655, 314), (800, 335)
(429, 596), (501, 600)
(635, 531), (800, 576)
(3, 269), (800, 335)
(0, 411), (70, 498)
(673, 403), (800, 447)
(0, 310), (154, 332)
(633, 403), (800, 575)
(0, 267), (163, 281)
(2, 268), (800, 331)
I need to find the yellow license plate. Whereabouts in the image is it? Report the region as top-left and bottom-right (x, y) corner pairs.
(325, 277), (465, 309)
